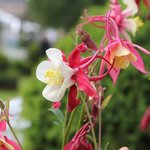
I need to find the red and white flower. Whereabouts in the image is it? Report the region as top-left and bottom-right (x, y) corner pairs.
(36, 48), (75, 102)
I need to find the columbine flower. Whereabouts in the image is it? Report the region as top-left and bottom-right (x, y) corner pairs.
(36, 48), (75, 102)
(109, 44), (137, 69)
(140, 106), (150, 131)
(0, 121), (21, 150)
(36, 45), (98, 111)
(100, 40), (150, 83)
(0, 135), (21, 150)
(110, 0), (143, 38)
(64, 123), (93, 150)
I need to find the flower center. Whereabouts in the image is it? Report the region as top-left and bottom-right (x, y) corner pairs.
(114, 53), (137, 69)
(133, 16), (144, 30)
(44, 68), (64, 86)
(114, 56), (130, 69)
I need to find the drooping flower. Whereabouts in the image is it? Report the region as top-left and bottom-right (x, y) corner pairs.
(140, 106), (150, 131)
(110, 0), (143, 38)
(109, 44), (137, 69)
(36, 48), (75, 102)
(100, 40), (150, 83)
(0, 135), (21, 150)
(0, 121), (21, 150)
(36, 46), (98, 111)
(64, 123), (93, 150)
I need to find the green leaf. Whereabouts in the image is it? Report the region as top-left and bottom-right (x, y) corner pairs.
(53, 121), (61, 126)
(49, 108), (64, 124)
(101, 95), (112, 110)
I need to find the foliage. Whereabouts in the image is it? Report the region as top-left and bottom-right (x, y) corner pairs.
(18, 74), (62, 150)
(0, 53), (31, 89)
(28, 0), (106, 30)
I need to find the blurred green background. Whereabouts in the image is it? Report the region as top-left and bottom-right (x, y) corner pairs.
(0, 0), (150, 150)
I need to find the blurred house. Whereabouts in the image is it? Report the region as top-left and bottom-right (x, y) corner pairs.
(0, 0), (59, 60)
(0, 0), (41, 60)
(0, 0), (27, 18)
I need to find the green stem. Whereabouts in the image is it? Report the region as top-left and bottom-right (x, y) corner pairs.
(64, 110), (75, 143)
(76, 104), (85, 132)
(98, 110), (102, 150)
(4, 111), (23, 150)
(61, 107), (68, 150)
(104, 142), (110, 150)
(81, 97), (97, 150)
(98, 93), (102, 150)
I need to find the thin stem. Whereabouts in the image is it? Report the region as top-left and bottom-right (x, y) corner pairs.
(64, 110), (75, 143)
(4, 111), (23, 150)
(98, 90), (103, 150)
(81, 96), (97, 150)
(61, 107), (68, 150)
(76, 103), (85, 132)
(98, 110), (102, 150)
(104, 142), (110, 150)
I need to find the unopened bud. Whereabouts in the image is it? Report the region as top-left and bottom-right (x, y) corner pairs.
(77, 30), (98, 51)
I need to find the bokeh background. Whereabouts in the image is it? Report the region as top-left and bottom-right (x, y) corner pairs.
(0, 0), (150, 150)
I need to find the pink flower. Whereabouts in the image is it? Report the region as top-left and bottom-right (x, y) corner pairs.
(64, 123), (93, 150)
(0, 135), (21, 150)
(140, 106), (150, 131)
(0, 121), (21, 150)
(110, 0), (143, 38)
(100, 39), (150, 83)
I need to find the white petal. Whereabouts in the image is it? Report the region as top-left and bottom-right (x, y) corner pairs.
(42, 85), (61, 102)
(57, 79), (73, 100)
(122, 0), (138, 16)
(36, 60), (53, 83)
(122, 19), (136, 36)
(46, 48), (63, 67)
(60, 63), (75, 79)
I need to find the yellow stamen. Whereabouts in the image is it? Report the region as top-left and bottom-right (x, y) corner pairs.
(44, 69), (64, 86)
(114, 53), (137, 69)
(133, 16), (144, 30)
(114, 56), (130, 69)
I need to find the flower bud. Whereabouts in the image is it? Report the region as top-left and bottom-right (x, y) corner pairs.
(77, 30), (98, 51)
